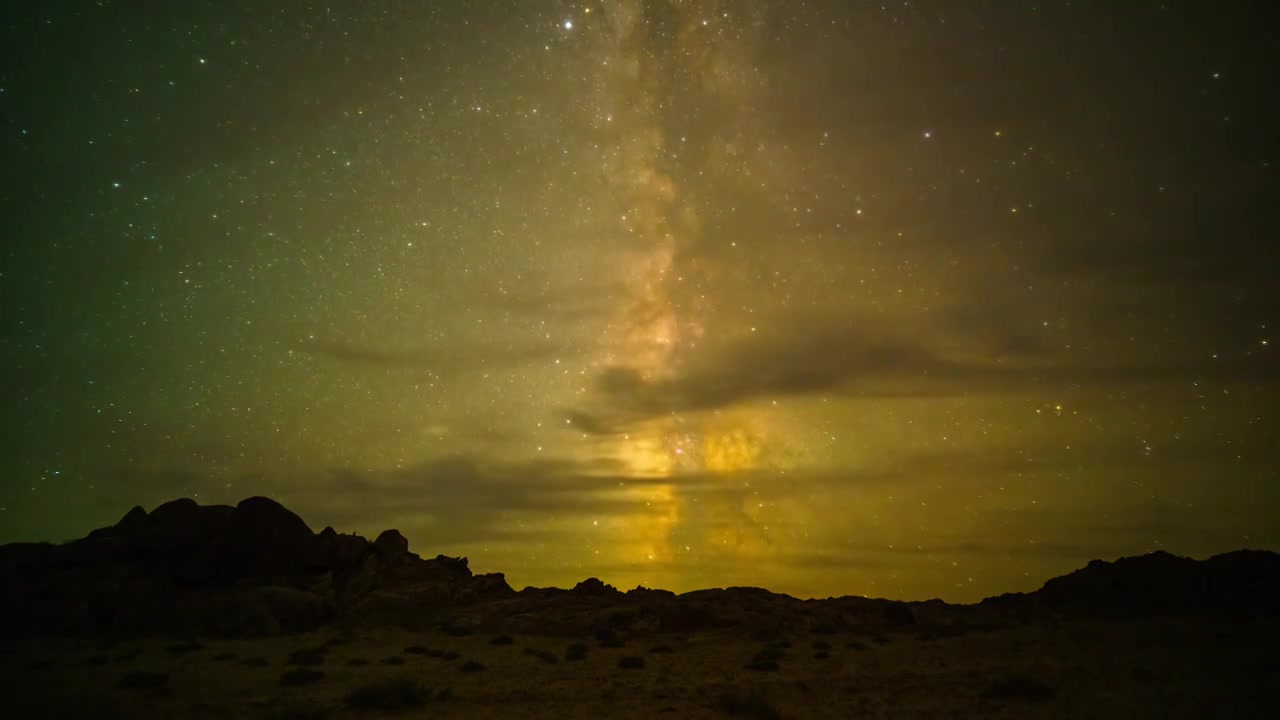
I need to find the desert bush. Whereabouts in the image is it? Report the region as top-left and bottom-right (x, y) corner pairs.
(165, 641), (205, 655)
(344, 658), (369, 667)
(267, 703), (332, 720)
(84, 655), (110, 667)
(648, 645), (675, 654)
(617, 655), (646, 669)
(981, 673), (1054, 702)
(345, 676), (430, 710)
(212, 652), (237, 661)
(461, 659), (486, 672)
(595, 627), (625, 647)
(279, 668), (324, 687)
(286, 648), (326, 666)
(240, 656), (270, 667)
(718, 687), (781, 720)
(811, 640), (831, 651)
(380, 656), (405, 666)
(813, 650), (830, 660)
(523, 647), (559, 664)
(565, 642), (588, 661)
(115, 671), (169, 690)
(489, 634), (514, 645)
(744, 646), (784, 672)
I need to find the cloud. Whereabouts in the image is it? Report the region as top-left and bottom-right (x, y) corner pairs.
(566, 308), (1277, 433)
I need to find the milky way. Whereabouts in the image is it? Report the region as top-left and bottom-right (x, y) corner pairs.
(2, 1), (1277, 601)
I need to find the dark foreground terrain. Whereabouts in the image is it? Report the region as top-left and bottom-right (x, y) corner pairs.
(2, 497), (1277, 719)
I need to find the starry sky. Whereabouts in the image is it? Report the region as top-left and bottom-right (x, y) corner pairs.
(2, 1), (1278, 602)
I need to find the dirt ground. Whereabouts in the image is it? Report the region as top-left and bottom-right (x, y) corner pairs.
(3, 616), (1276, 719)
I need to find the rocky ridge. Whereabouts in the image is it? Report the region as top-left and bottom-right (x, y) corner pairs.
(1, 497), (1276, 640)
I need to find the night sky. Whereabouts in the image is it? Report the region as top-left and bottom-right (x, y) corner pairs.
(2, 1), (1277, 602)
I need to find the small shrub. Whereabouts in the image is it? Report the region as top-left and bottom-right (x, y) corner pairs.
(267, 703), (331, 720)
(766, 639), (791, 650)
(845, 640), (869, 651)
(809, 623), (839, 635)
(344, 658), (369, 667)
(165, 641), (205, 655)
(981, 674), (1055, 702)
(442, 624), (474, 637)
(380, 656), (405, 666)
(523, 648), (559, 664)
(404, 645), (431, 654)
(239, 657), (270, 667)
(116, 671), (169, 690)
(870, 634), (890, 646)
(344, 677), (429, 710)
(565, 642), (587, 661)
(461, 659), (485, 672)
(813, 650), (830, 660)
(719, 687), (781, 720)
(279, 668), (325, 687)
(648, 645), (675, 654)
(812, 641), (831, 651)
(489, 634), (514, 645)
(287, 648), (326, 666)
(212, 652), (237, 661)
(618, 655), (646, 669)
(443, 651), (460, 661)
(595, 628), (625, 647)
(744, 646), (784, 672)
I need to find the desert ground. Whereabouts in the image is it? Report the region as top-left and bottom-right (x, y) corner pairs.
(4, 614), (1275, 719)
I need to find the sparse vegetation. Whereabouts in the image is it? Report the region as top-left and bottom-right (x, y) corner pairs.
(565, 642), (588, 661)
(287, 648), (326, 666)
(240, 657), (271, 667)
(648, 645), (675, 654)
(813, 650), (830, 659)
(279, 668), (325, 687)
(595, 627), (625, 647)
(718, 687), (782, 720)
(981, 673), (1055, 702)
(165, 641), (205, 655)
(344, 658), (370, 667)
(524, 647), (559, 664)
(404, 645), (431, 654)
(344, 676), (430, 710)
(618, 655), (646, 669)
(812, 640), (831, 651)
(267, 702), (332, 720)
(442, 624), (475, 637)
(461, 659), (486, 672)
(380, 656), (405, 666)
(744, 646), (784, 672)
(489, 634), (515, 645)
(115, 671), (169, 690)
(212, 652), (237, 661)
(810, 622), (839, 635)
(845, 640), (869, 651)
(443, 651), (460, 661)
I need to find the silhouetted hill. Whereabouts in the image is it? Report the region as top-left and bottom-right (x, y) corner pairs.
(1, 497), (1277, 640)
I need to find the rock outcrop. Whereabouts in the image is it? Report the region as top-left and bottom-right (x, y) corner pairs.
(2, 496), (1276, 642)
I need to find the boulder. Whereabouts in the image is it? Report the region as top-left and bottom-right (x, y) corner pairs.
(374, 529), (410, 556)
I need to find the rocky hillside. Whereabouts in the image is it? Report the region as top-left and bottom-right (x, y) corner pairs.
(2, 497), (1277, 640)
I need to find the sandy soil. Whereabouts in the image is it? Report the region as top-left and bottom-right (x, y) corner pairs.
(3, 616), (1275, 719)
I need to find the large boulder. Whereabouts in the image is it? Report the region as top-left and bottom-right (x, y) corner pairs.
(214, 496), (316, 580)
(374, 529), (410, 556)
